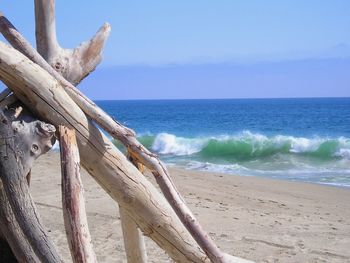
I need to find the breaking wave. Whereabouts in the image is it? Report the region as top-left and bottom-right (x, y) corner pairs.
(137, 131), (350, 161)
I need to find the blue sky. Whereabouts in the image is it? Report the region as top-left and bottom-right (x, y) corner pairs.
(1, 1), (350, 99)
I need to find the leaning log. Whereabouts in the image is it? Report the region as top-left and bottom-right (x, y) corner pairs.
(120, 152), (147, 263)
(0, 42), (210, 262)
(0, 109), (61, 263)
(120, 208), (148, 263)
(59, 126), (98, 263)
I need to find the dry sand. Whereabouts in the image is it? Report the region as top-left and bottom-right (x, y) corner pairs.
(31, 152), (350, 263)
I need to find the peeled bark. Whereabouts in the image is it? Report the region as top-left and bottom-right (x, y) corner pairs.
(59, 126), (98, 263)
(0, 41), (211, 263)
(34, 0), (110, 85)
(0, 109), (61, 263)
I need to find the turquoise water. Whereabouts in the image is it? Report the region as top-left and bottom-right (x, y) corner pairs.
(97, 98), (350, 187)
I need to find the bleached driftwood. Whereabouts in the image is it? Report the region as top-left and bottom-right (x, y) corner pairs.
(0, 42), (212, 263)
(119, 152), (148, 263)
(1, 11), (202, 260)
(34, 0), (110, 85)
(59, 126), (98, 263)
(0, 11), (209, 261)
(37, 5), (147, 260)
(0, 3), (256, 260)
(0, 13), (247, 263)
(0, 108), (60, 263)
(120, 208), (148, 263)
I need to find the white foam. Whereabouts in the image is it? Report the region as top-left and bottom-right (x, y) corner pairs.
(149, 131), (350, 158)
(151, 133), (205, 156)
(186, 161), (250, 174)
(289, 137), (319, 153)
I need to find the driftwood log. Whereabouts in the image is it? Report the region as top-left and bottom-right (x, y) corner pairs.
(0, 1), (254, 262)
(119, 153), (148, 263)
(0, 11), (249, 263)
(120, 208), (148, 263)
(1, 8), (219, 261)
(0, 108), (58, 262)
(59, 126), (98, 263)
(0, 40), (210, 263)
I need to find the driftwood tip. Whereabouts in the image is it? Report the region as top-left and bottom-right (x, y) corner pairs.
(102, 22), (111, 33)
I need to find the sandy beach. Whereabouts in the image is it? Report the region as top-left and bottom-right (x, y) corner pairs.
(31, 152), (350, 263)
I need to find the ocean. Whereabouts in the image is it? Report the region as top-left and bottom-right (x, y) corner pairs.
(96, 98), (350, 187)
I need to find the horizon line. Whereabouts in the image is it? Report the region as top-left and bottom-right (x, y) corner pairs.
(94, 96), (350, 102)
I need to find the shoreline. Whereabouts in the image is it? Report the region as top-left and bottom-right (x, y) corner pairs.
(169, 163), (350, 190)
(31, 152), (350, 262)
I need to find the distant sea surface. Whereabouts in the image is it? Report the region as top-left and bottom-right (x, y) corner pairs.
(96, 98), (350, 187)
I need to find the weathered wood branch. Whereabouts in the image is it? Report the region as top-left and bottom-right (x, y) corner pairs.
(0, 109), (62, 263)
(34, 0), (110, 85)
(59, 126), (98, 263)
(0, 14), (251, 262)
(34, 0), (58, 63)
(119, 152), (147, 263)
(0, 42), (211, 263)
(0, 104), (55, 263)
(120, 208), (148, 263)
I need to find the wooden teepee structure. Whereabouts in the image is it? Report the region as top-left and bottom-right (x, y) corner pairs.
(0, 1), (253, 262)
